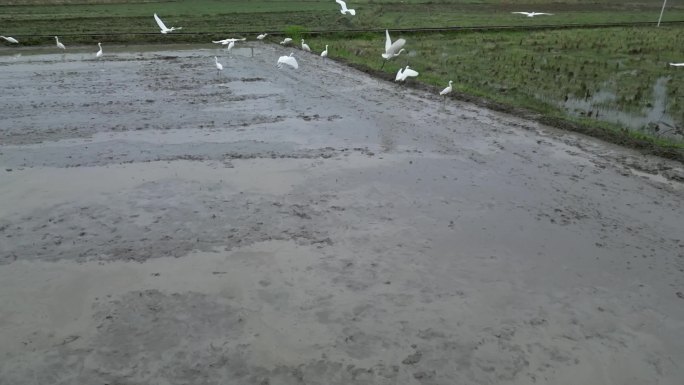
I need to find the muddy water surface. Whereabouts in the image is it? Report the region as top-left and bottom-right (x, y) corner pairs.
(1, 44), (684, 385)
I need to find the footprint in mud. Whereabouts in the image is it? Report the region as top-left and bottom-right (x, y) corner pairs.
(298, 113), (320, 121)
(402, 350), (423, 365)
(339, 326), (388, 359)
(296, 113), (343, 122)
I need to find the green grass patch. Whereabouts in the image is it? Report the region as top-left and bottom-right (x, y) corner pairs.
(283, 25), (309, 43)
(311, 26), (684, 149)
(2, 0), (684, 37)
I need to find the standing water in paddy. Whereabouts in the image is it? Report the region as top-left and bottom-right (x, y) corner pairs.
(556, 76), (681, 140)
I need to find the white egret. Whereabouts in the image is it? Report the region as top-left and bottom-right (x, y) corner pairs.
(257, 33), (268, 40)
(335, 0), (356, 15)
(154, 13), (182, 34)
(277, 53), (298, 69)
(395, 65), (418, 82)
(1, 36), (19, 44)
(440, 80), (453, 96)
(280, 37), (293, 45)
(658, 0), (668, 27)
(395, 67), (404, 81)
(212, 38), (246, 45)
(55, 36), (65, 50)
(321, 45), (328, 58)
(212, 38), (245, 54)
(512, 12), (553, 17)
(95, 42), (103, 58)
(301, 39), (311, 52)
(214, 56), (223, 75)
(670, 63), (684, 66)
(381, 29), (406, 69)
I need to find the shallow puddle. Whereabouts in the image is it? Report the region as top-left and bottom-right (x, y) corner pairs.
(557, 76), (681, 139)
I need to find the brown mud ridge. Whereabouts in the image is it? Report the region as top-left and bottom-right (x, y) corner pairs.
(339, 59), (684, 163)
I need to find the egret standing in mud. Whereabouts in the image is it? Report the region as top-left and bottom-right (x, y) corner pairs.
(95, 42), (103, 58)
(321, 45), (329, 58)
(280, 37), (293, 45)
(257, 33), (268, 40)
(335, 0), (356, 15)
(1, 36), (19, 44)
(381, 29), (406, 69)
(301, 39), (311, 52)
(277, 53), (298, 69)
(154, 13), (182, 34)
(440, 80), (453, 96)
(214, 56), (223, 76)
(55, 36), (65, 50)
(439, 80), (453, 107)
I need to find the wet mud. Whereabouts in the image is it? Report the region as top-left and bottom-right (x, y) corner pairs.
(1, 43), (683, 384)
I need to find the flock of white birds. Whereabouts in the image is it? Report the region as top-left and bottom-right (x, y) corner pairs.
(1, 1), (682, 98)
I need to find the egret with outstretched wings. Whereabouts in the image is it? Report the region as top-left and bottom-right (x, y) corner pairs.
(335, 0), (356, 15)
(395, 66), (418, 81)
(154, 13), (182, 34)
(212, 38), (246, 45)
(277, 53), (299, 69)
(381, 29), (406, 68)
(512, 12), (553, 17)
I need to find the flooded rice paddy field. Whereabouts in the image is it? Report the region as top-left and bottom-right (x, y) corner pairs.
(1, 43), (684, 384)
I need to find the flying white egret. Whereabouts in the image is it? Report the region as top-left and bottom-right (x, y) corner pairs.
(277, 53), (298, 69)
(335, 0), (356, 15)
(670, 62), (684, 66)
(280, 37), (293, 45)
(395, 65), (418, 82)
(55, 36), (65, 50)
(212, 38), (246, 45)
(512, 12), (553, 17)
(257, 33), (268, 40)
(1, 36), (19, 44)
(214, 56), (223, 75)
(154, 13), (182, 34)
(301, 39), (311, 52)
(95, 42), (103, 58)
(381, 29), (406, 68)
(440, 80), (453, 96)
(658, 0), (668, 27)
(212, 38), (245, 54)
(321, 45), (328, 57)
